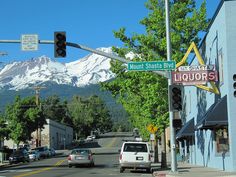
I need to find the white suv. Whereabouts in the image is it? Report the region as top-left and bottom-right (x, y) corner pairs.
(119, 141), (152, 173)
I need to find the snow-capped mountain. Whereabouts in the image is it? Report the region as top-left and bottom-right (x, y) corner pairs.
(0, 47), (116, 90)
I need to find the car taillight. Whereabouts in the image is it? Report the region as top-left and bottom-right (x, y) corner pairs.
(149, 154), (152, 161)
(67, 155), (71, 160)
(119, 154), (122, 160)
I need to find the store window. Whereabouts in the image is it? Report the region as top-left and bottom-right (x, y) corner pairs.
(215, 128), (229, 153)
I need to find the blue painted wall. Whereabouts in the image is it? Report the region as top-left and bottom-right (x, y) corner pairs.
(180, 0), (236, 171)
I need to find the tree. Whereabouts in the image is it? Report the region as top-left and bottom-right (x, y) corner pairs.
(68, 95), (113, 138)
(5, 96), (46, 146)
(101, 0), (209, 139)
(67, 96), (88, 138)
(0, 114), (10, 141)
(42, 95), (73, 126)
(88, 95), (113, 133)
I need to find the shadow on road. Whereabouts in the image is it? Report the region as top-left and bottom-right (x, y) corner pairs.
(69, 141), (102, 150)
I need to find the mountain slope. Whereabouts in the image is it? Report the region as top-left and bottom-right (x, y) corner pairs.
(0, 47), (129, 123)
(0, 47), (115, 90)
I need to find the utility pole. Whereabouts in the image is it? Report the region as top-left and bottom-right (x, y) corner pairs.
(33, 86), (46, 147)
(165, 0), (177, 172)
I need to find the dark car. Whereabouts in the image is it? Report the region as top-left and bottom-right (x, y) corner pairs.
(32, 146), (50, 158)
(9, 149), (30, 164)
(49, 148), (56, 157)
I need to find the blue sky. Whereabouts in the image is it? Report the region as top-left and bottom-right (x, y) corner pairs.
(0, 0), (220, 64)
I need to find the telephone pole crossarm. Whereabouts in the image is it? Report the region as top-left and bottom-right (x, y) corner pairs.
(32, 86), (46, 147)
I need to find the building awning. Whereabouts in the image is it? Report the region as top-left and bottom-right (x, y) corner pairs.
(196, 95), (228, 130)
(176, 118), (194, 139)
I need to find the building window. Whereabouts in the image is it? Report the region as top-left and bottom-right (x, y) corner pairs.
(215, 128), (229, 153)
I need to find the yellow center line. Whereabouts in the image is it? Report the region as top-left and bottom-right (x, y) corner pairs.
(106, 137), (117, 148)
(13, 159), (67, 177)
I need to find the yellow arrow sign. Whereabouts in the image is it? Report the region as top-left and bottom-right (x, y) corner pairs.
(176, 42), (219, 94)
(147, 124), (158, 134)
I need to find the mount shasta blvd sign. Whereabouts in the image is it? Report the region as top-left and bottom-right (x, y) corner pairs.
(127, 61), (176, 71)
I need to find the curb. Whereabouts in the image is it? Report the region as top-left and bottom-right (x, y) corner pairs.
(153, 172), (167, 177)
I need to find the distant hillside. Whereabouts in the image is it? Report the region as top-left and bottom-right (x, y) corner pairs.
(0, 48), (130, 124)
(0, 82), (129, 123)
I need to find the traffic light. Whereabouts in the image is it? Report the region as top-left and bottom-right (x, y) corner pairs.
(54, 32), (66, 58)
(169, 85), (183, 112)
(233, 74), (236, 97)
(173, 119), (182, 128)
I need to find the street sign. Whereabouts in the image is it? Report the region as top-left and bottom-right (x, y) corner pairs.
(150, 134), (155, 141)
(147, 124), (158, 134)
(128, 61), (176, 71)
(178, 65), (215, 71)
(21, 34), (38, 51)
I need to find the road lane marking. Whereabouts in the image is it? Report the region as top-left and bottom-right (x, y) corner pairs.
(13, 159), (66, 177)
(0, 169), (32, 173)
(106, 137), (117, 148)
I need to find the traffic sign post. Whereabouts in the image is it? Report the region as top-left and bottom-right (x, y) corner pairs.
(21, 34), (38, 51)
(127, 61), (176, 71)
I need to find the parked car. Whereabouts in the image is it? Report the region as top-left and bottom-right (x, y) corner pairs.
(78, 138), (85, 145)
(119, 141), (152, 173)
(67, 148), (94, 167)
(28, 150), (40, 161)
(133, 128), (140, 138)
(9, 149), (30, 164)
(86, 136), (93, 142)
(49, 148), (56, 156)
(33, 146), (50, 158)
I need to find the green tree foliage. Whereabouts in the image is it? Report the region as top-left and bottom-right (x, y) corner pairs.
(42, 95), (72, 126)
(101, 0), (208, 139)
(0, 114), (10, 140)
(5, 96), (46, 145)
(68, 95), (113, 137)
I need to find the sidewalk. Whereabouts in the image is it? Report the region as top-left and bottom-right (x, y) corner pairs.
(151, 162), (236, 177)
(0, 161), (10, 168)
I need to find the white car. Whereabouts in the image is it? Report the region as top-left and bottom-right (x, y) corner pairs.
(86, 136), (93, 142)
(28, 150), (40, 161)
(119, 141), (152, 173)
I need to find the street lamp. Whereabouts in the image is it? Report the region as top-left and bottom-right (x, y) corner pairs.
(165, 0), (178, 172)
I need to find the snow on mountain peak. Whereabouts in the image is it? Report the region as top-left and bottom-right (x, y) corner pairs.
(0, 47), (116, 90)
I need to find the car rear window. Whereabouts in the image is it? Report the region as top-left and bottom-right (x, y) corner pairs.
(71, 149), (90, 155)
(123, 143), (148, 152)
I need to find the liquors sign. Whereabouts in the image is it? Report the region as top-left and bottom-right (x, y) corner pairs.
(172, 65), (218, 85)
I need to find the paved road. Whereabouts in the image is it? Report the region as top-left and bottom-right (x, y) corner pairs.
(0, 132), (151, 177)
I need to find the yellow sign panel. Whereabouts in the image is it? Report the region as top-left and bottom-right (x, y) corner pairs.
(147, 124), (158, 134)
(176, 42), (219, 95)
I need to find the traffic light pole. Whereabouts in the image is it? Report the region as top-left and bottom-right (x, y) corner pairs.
(0, 39), (169, 78)
(165, 0), (177, 172)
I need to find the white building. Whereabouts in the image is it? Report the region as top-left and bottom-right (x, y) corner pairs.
(4, 119), (73, 150)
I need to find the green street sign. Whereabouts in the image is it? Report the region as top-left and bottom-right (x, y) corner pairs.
(127, 61), (176, 71)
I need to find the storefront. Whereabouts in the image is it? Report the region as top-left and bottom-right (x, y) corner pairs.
(176, 0), (236, 172)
